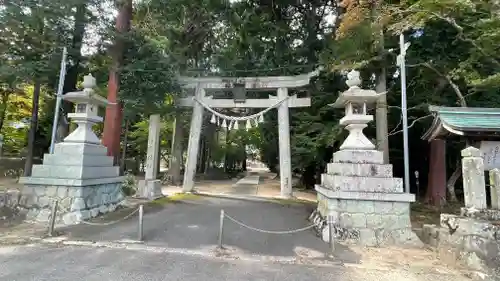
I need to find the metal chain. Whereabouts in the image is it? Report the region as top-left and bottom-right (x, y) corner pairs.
(79, 208), (140, 226)
(56, 205), (140, 226)
(224, 213), (316, 234)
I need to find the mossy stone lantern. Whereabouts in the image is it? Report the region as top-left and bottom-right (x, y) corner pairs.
(62, 74), (109, 145)
(330, 70), (386, 150)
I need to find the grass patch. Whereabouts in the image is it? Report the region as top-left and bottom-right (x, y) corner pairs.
(410, 201), (462, 228)
(150, 193), (201, 205)
(271, 197), (316, 206)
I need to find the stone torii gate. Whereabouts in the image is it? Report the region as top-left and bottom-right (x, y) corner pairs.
(177, 69), (320, 198)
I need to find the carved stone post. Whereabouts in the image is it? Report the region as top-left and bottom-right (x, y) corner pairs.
(489, 168), (500, 210)
(138, 114), (162, 199)
(461, 147), (487, 209)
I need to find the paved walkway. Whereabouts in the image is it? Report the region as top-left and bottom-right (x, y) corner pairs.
(61, 197), (323, 258)
(163, 171), (316, 202)
(234, 175), (260, 185)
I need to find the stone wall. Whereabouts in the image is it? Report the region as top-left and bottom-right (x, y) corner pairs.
(20, 183), (124, 225)
(315, 191), (417, 246)
(0, 190), (20, 209)
(421, 210), (500, 276)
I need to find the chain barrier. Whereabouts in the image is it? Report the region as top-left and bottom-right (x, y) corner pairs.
(47, 200), (144, 241)
(55, 204), (140, 226)
(79, 208), (140, 226)
(218, 209), (335, 256)
(223, 212), (316, 234)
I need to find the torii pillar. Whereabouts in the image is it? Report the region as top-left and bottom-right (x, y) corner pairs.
(177, 69), (320, 198)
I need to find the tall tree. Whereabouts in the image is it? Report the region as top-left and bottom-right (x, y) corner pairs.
(102, 0), (133, 162)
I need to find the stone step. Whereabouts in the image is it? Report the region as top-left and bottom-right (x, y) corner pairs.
(54, 142), (108, 156)
(333, 149), (383, 164)
(321, 174), (403, 193)
(31, 165), (120, 179)
(42, 153), (114, 167)
(326, 163), (393, 178)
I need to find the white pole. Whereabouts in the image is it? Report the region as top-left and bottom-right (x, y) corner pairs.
(49, 47), (68, 154)
(399, 34), (411, 193)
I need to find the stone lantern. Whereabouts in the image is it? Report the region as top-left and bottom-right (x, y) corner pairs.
(330, 70), (385, 151)
(63, 74), (108, 144)
(311, 69), (418, 247)
(19, 74), (124, 226)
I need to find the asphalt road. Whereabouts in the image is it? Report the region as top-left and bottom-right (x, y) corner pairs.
(0, 197), (476, 281)
(0, 244), (354, 281)
(0, 243), (476, 281)
(62, 196), (327, 259)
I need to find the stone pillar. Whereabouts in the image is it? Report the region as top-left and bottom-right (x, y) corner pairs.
(169, 111), (183, 185)
(182, 86), (205, 192)
(277, 87), (292, 198)
(138, 114), (162, 199)
(489, 168), (500, 210)
(461, 146), (487, 209)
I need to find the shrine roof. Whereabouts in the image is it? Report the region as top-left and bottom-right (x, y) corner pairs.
(422, 105), (500, 141)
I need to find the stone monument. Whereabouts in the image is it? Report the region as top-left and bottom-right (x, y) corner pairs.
(310, 70), (420, 246)
(421, 147), (500, 275)
(137, 114), (163, 199)
(19, 74), (124, 225)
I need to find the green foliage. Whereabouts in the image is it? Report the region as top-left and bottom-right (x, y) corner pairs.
(120, 30), (181, 118)
(121, 172), (137, 196)
(127, 116), (174, 162)
(1, 0), (498, 192)
(0, 84), (47, 155)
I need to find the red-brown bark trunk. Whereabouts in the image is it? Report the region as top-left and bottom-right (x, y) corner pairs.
(425, 139), (447, 206)
(102, 0), (132, 162)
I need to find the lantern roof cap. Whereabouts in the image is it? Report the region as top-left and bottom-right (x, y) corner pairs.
(329, 70), (386, 108)
(329, 87), (386, 108)
(63, 74), (108, 107)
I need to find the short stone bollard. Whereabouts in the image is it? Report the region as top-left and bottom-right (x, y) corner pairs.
(218, 209), (225, 249)
(47, 200), (58, 237)
(328, 216), (335, 256)
(138, 205), (144, 241)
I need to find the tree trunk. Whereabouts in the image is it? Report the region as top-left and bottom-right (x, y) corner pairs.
(23, 80), (41, 176)
(0, 93), (10, 133)
(224, 128), (229, 173)
(119, 120), (129, 175)
(371, 1), (389, 164)
(169, 113), (183, 185)
(58, 0), (88, 139)
(447, 160), (461, 202)
(425, 139), (447, 206)
(102, 0), (132, 162)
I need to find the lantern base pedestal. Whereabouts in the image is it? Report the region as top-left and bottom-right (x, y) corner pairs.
(18, 142), (124, 226)
(339, 123), (375, 150)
